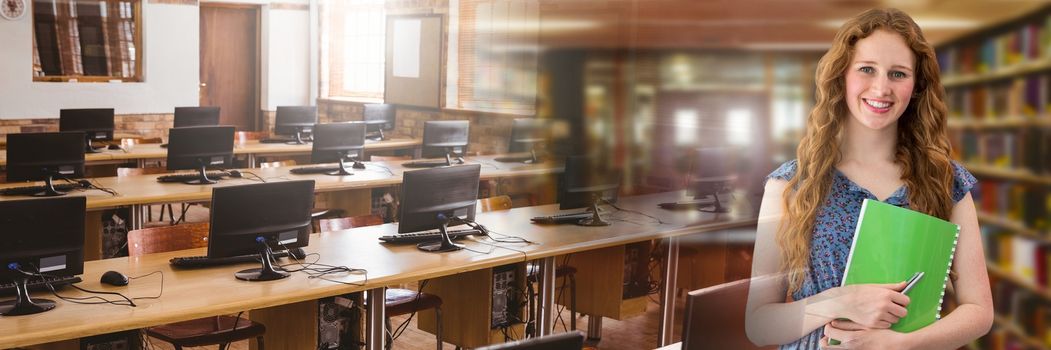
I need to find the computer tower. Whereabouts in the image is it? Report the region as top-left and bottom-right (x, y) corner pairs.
(81, 330), (142, 350)
(318, 294), (361, 350)
(491, 264), (518, 328)
(623, 241), (652, 299)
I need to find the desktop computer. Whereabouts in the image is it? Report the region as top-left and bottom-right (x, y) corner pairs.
(318, 294), (360, 350)
(397, 164), (481, 252)
(405, 120), (470, 168)
(81, 330), (143, 350)
(5, 132), (86, 197)
(59, 108), (114, 153)
(363, 103), (396, 141)
(273, 105), (318, 144)
(491, 265), (519, 328)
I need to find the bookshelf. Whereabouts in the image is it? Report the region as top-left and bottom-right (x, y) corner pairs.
(939, 5), (1051, 349)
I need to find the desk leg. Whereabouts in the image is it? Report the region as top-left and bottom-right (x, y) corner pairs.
(248, 154), (257, 168)
(536, 256), (556, 337)
(250, 300), (318, 349)
(130, 204), (145, 231)
(366, 287), (386, 350)
(658, 236), (680, 346)
(136, 158), (146, 168)
(586, 315), (603, 341)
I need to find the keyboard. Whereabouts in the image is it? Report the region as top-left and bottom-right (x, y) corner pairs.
(0, 182), (85, 196)
(530, 212), (593, 224)
(157, 171), (230, 183)
(493, 154), (534, 163)
(289, 166), (340, 175)
(0, 275), (82, 297)
(379, 228), (485, 244)
(402, 160), (450, 168)
(169, 248), (307, 268)
(658, 198), (717, 210)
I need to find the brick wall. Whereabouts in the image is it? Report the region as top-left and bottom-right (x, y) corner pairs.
(0, 113), (173, 145)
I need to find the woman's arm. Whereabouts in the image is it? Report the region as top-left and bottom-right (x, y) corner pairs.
(745, 179), (909, 346)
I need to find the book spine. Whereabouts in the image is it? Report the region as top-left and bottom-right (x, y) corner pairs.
(939, 225), (962, 319)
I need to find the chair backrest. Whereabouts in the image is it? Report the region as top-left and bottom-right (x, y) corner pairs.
(476, 331), (584, 350)
(260, 160), (297, 168)
(126, 222), (211, 256)
(318, 214), (383, 232)
(682, 278), (774, 350)
(477, 195), (512, 212)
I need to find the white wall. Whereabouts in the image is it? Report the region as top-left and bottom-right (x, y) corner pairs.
(263, 7), (311, 109)
(0, 3), (199, 119)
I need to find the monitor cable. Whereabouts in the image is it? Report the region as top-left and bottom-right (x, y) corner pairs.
(278, 244), (368, 287)
(15, 264), (163, 307)
(601, 198), (666, 225)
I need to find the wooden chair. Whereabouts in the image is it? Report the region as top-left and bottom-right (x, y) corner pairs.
(475, 195), (579, 332)
(126, 223), (267, 350)
(318, 215), (444, 350)
(682, 279), (775, 350)
(118, 167), (179, 224)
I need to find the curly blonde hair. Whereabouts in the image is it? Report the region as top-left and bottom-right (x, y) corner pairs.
(779, 8), (956, 294)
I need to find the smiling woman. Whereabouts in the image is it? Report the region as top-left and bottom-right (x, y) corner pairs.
(31, 0), (142, 82)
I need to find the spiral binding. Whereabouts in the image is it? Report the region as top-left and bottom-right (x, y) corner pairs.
(936, 225), (962, 320)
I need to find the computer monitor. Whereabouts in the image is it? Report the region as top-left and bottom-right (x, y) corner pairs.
(174, 106), (221, 128)
(59, 108), (114, 153)
(420, 120), (470, 166)
(207, 180), (315, 281)
(362, 103), (396, 140)
(274, 106), (318, 145)
(398, 164), (481, 252)
(475, 331), (584, 350)
(687, 147), (737, 213)
(557, 155), (620, 226)
(0, 196), (86, 316)
(311, 122), (366, 176)
(166, 126), (235, 185)
(6, 132), (86, 197)
(495, 118), (548, 164)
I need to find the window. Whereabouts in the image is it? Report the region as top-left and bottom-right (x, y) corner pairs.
(322, 0), (385, 99)
(32, 0), (142, 82)
(450, 0), (538, 113)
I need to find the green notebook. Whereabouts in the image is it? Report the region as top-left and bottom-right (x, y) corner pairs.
(841, 199), (960, 332)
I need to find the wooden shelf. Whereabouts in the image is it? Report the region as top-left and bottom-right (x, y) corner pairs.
(977, 212), (1051, 244)
(948, 117), (1051, 129)
(943, 58), (1051, 87)
(993, 314), (1049, 350)
(987, 264), (1051, 302)
(964, 163), (1051, 185)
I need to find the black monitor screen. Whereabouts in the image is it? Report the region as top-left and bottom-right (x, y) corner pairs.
(166, 126), (235, 171)
(689, 147), (737, 199)
(311, 122), (366, 163)
(420, 120), (469, 159)
(363, 103), (396, 131)
(558, 155), (620, 210)
(0, 197), (86, 282)
(507, 118), (547, 153)
(274, 106), (318, 136)
(174, 107), (221, 128)
(6, 132), (86, 182)
(476, 331), (584, 350)
(207, 180), (316, 258)
(59, 108), (114, 141)
(398, 164), (480, 234)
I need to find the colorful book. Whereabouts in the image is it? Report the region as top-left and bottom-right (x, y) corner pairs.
(841, 199), (961, 332)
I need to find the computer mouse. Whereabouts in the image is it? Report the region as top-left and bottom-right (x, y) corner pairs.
(352, 161), (366, 170)
(100, 270), (129, 286)
(227, 170), (243, 178)
(107, 144), (122, 150)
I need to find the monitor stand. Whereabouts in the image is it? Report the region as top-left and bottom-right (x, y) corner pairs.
(236, 240), (291, 281)
(0, 275), (57, 316)
(184, 161), (218, 185)
(698, 192), (729, 214)
(576, 193), (610, 226)
(417, 213), (464, 252)
(84, 138), (102, 153)
(444, 149), (465, 166)
(287, 129), (309, 145)
(31, 173), (69, 197)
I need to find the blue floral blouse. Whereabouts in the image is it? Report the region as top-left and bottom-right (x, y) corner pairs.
(767, 159), (977, 350)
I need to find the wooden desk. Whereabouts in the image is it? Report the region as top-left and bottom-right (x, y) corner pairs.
(470, 191), (757, 344)
(0, 227), (525, 350)
(0, 138), (422, 168)
(0, 155), (562, 260)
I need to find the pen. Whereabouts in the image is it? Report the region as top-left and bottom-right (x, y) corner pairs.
(902, 271), (924, 295)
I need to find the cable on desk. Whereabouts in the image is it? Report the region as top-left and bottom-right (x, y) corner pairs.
(278, 245), (368, 287)
(13, 265), (137, 307)
(602, 198), (666, 225)
(365, 163), (396, 176)
(127, 270), (164, 301)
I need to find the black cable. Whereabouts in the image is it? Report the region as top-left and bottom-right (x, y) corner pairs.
(278, 246), (369, 286)
(365, 163), (396, 176)
(14, 264), (142, 307)
(602, 198), (666, 224)
(127, 270), (164, 301)
(390, 280), (428, 342)
(238, 170), (268, 183)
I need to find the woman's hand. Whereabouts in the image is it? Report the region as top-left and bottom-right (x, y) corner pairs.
(819, 319), (910, 349)
(825, 281), (910, 328)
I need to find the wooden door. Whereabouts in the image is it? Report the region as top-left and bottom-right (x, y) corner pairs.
(200, 4), (258, 131)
